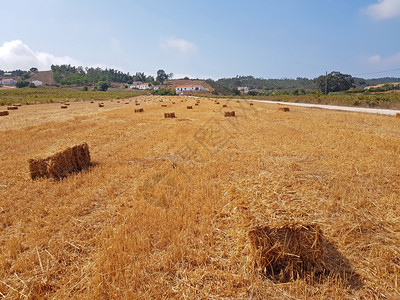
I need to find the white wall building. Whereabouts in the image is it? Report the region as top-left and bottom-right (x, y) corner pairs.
(31, 80), (43, 86)
(175, 85), (204, 92)
(0, 78), (17, 85)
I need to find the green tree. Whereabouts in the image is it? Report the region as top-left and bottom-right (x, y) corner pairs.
(156, 70), (168, 84)
(97, 81), (109, 91)
(16, 80), (30, 88)
(314, 71), (354, 94)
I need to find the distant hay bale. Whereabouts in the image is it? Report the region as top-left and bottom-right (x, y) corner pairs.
(0, 111), (9, 116)
(125, 102), (129, 104)
(7, 106), (18, 110)
(172, 102), (176, 104)
(135, 108), (144, 113)
(250, 103), (254, 106)
(117, 100), (120, 103)
(164, 112), (176, 118)
(224, 111), (235, 117)
(13, 103), (22, 107)
(29, 143), (91, 180)
(161, 104), (167, 107)
(90, 101), (94, 103)
(248, 223), (325, 281)
(195, 103), (199, 106)
(396, 113), (400, 118)
(61, 105), (68, 109)
(135, 103), (140, 105)
(98, 103), (104, 107)
(216, 102), (220, 104)
(187, 106), (193, 109)
(223, 104), (228, 107)
(279, 107), (290, 112)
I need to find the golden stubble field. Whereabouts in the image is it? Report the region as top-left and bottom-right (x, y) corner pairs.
(0, 95), (399, 299)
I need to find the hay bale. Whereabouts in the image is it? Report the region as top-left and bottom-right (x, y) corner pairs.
(223, 104), (228, 108)
(250, 103), (254, 106)
(187, 106), (193, 109)
(98, 103), (104, 107)
(90, 101), (94, 103)
(7, 106), (18, 110)
(13, 103), (22, 107)
(396, 113), (400, 118)
(61, 105), (68, 109)
(29, 143), (91, 180)
(195, 103), (199, 106)
(135, 108), (144, 113)
(0, 111), (9, 116)
(279, 107), (290, 112)
(161, 104), (167, 107)
(248, 223), (325, 281)
(164, 112), (176, 118)
(224, 111), (235, 117)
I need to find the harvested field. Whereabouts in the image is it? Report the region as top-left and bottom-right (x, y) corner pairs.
(0, 95), (399, 299)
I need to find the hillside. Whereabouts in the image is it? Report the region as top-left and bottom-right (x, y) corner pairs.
(29, 70), (54, 85)
(163, 79), (214, 92)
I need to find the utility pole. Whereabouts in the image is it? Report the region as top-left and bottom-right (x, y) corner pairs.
(325, 71), (328, 95)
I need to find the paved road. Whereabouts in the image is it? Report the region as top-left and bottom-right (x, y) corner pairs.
(247, 99), (400, 116)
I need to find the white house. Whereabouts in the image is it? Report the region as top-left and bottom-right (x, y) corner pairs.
(237, 86), (249, 92)
(31, 80), (43, 86)
(0, 78), (17, 85)
(130, 82), (151, 89)
(175, 85), (204, 92)
(130, 81), (142, 88)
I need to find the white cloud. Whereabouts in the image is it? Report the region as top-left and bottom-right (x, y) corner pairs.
(364, 0), (400, 20)
(0, 40), (79, 71)
(160, 37), (197, 53)
(367, 52), (400, 66)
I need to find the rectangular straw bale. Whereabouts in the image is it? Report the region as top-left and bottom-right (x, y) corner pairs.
(279, 107), (290, 112)
(134, 108), (144, 113)
(248, 223), (325, 281)
(29, 143), (91, 180)
(7, 106), (18, 110)
(396, 113), (400, 118)
(224, 111), (235, 117)
(13, 103), (22, 107)
(61, 105), (68, 109)
(98, 103), (104, 107)
(187, 106), (193, 109)
(0, 111), (9, 116)
(164, 112), (176, 118)
(223, 104), (228, 107)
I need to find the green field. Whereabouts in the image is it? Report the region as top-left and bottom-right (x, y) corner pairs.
(0, 88), (145, 105)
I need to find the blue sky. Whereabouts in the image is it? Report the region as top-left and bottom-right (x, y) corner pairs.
(1, 0), (400, 79)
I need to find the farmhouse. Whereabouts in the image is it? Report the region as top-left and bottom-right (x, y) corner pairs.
(176, 85), (204, 92)
(0, 78), (17, 85)
(130, 82), (151, 89)
(31, 80), (43, 86)
(237, 86), (249, 91)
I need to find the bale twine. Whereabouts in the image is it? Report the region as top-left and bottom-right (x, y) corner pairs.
(279, 107), (290, 112)
(29, 143), (91, 180)
(248, 223), (325, 281)
(0, 111), (9, 116)
(164, 112), (176, 118)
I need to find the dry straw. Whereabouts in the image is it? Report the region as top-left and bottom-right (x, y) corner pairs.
(164, 112), (176, 118)
(248, 223), (325, 282)
(224, 111), (235, 117)
(29, 143), (91, 180)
